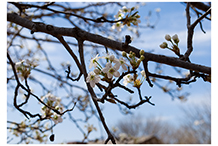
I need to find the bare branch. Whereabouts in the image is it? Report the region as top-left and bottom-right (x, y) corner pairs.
(7, 13), (211, 75)
(77, 38), (116, 144)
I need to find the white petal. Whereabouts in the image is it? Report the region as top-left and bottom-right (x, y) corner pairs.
(122, 64), (127, 70)
(95, 76), (101, 82)
(101, 67), (108, 73)
(106, 62), (112, 68)
(113, 71), (120, 77)
(90, 81), (95, 88)
(107, 73), (113, 78)
(89, 63), (93, 69)
(86, 76), (90, 82)
(114, 62), (121, 70)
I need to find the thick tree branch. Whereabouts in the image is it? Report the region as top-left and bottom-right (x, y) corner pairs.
(189, 2), (211, 13)
(7, 13), (211, 75)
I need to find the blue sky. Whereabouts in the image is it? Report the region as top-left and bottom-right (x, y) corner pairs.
(5, 1), (213, 144)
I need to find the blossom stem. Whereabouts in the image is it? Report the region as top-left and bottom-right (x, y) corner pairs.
(141, 77), (146, 83)
(169, 40), (175, 46)
(94, 60), (102, 69)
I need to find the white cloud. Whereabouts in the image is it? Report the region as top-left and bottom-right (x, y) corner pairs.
(193, 29), (211, 43)
(135, 28), (210, 58)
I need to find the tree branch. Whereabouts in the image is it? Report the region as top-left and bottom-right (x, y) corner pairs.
(77, 39), (116, 144)
(7, 12), (211, 75)
(182, 3), (211, 61)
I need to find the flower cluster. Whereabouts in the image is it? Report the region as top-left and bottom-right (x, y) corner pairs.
(40, 93), (63, 124)
(85, 124), (97, 134)
(86, 53), (129, 88)
(159, 34), (180, 56)
(86, 50), (146, 88)
(112, 6), (141, 31)
(15, 59), (38, 81)
(123, 70), (146, 88)
(122, 49), (145, 70)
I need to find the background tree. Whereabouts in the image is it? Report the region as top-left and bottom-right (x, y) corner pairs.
(114, 96), (211, 144)
(7, 2), (211, 144)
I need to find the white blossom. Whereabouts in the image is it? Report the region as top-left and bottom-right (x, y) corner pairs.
(89, 54), (101, 69)
(42, 93), (57, 102)
(26, 59), (39, 67)
(121, 6), (131, 13)
(108, 54), (119, 63)
(101, 62), (120, 79)
(15, 60), (25, 70)
(15, 59), (38, 81)
(52, 113), (63, 124)
(114, 10), (124, 20)
(111, 22), (124, 32)
(109, 55), (116, 62)
(115, 57), (128, 70)
(86, 71), (101, 87)
(123, 74), (134, 86)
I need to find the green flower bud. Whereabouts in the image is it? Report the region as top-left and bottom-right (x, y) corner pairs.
(122, 51), (127, 57)
(131, 7), (135, 11)
(140, 55), (145, 61)
(137, 59), (141, 65)
(139, 49), (145, 55)
(129, 53), (133, 58)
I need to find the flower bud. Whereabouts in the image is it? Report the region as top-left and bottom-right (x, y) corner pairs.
(94, 68), (100, 74)
(131, 7), (135, 11)
(133, 79), (142, 88)
(159, 42), (168, 49)
(55, 106), (60, 110)
(135, 14), (140, 18)
(172, 34), (179, 44)
(165, 34), (171, 41)
(122, 51), (127, 57)
(139, 49), (145, 55)
(129, 53), (133, 58)
(137, 59), (141, 65)
(109, 55), (115, 61)
(140, 55), (145, 61)
(172, 45), (180, 55)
